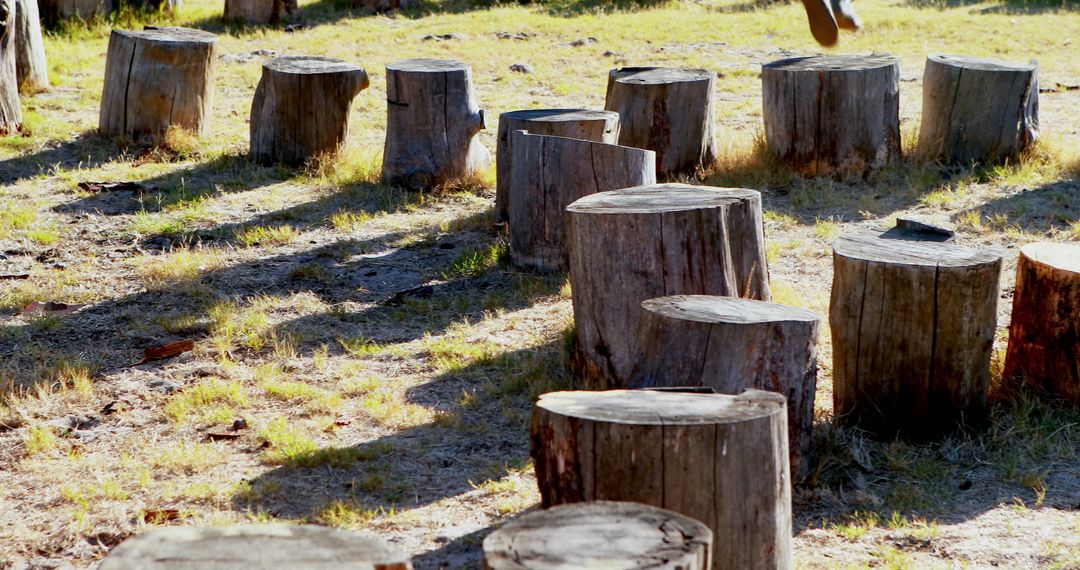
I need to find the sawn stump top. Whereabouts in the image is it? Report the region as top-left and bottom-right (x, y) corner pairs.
(928, 53), (1037, 72)
(609, 66), (715, 84)
(763, 54), (898, 72)
(566, 183), (759, 215)
(833, 228), (1003, 267)
(386, 58), (469, 72)
(264, 56), (365, 75)
(499, 108), (618, 123)
(1022, 242), (1080, 274)
(113, 26), (218, 44)
(536, 389), (784, 425)
(642, 295), (820, 325)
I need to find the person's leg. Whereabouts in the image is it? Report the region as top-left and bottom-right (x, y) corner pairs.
(801, 0), (838, 47)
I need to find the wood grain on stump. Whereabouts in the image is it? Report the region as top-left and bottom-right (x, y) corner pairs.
(99, 27), (217, 140)
(566, 183), (770, 389)
(38, 0), (112, 25)
(508, 130), (655, 271)
(1003, 242), (1080, 404)
(99, 524), (412, 569)
(495, 108), (619, 224)
(531, 389), (791, 570)
(250, 56), (369, 166)
(918, 54), (1039, 165)
(830, 228), (1003, 439)
(762, 54), (901, 177)
(604, 67), (716, 179)
(633, 294), (820, 478)
(224, 0), (296, 24)
(0, 0), (20, 134)
(14, 0), (48, 93)
(382, 58), (490, 191)
(483, 501), (712, 570)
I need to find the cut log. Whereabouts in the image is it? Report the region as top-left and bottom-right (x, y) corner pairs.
(566, 183), (770, 389)
(531, 389), (791, 570)
(762, 54), (901, 177)
(250, 56), (369, 166)
(483, 501), (712, 570)
(604, 67), (716, 179)
(1003, 242), (1080, 404)
(830, 227), (1002, 439)
(38, 0), (113, 25)
(508, 130), (655, 271)
(99, 524), (412, 570)
(14, 0), (48, 94)
(0, 0), (20, 134)
(495, 109), (619, 224)
(918, 54), (1039, 165)
(633, 294), (820, 479)
(99, 27), (217, 141)
(223, 0), (296, 24)
(382, 58), (490, 191)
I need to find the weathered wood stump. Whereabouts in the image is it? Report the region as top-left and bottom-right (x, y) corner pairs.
(566, 183), (770, 388)
(223, 0), (296, 24)
(483, 501), (712, 570)
(508, 130), (655, 271)
(38, 0), (112, 25)
(604, 67), (716, 179)
(633, 294), (820, 479)
(531, 389), (791, 570)
(14, 0), (48, 93)
(830, 227), (1003, 439)
(495, 109), (619, 225)
(918, 54), (1039, 165)
(250, 56), (369, 166)
(99, 524), (412, 569)
(382, 58), (490, 191)
(762, 54), (901, 177)
(0, 0), (20, 134)
(99, 27), (217, 140)
(1003, 242), (1080, 404)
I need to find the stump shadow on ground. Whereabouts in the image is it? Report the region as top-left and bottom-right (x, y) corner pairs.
(953, 179), (1080, 235)
(903, 0), (1080, 14)
(0, 131), (127, 185)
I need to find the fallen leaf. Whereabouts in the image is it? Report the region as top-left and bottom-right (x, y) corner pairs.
(76, 181), (147, 193)
(334, 420), (351, 427)
(22, 301), (84, 315)
(143, 509), (181, 524)
(136, 339), (195, 365)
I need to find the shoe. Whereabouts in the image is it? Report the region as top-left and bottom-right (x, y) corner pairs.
(832, 0), (862, 31)
(801, 0), (839, 47)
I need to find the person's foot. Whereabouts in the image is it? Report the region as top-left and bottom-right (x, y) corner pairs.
(831, 0), (862, 30)
(800, 0), (839, 47)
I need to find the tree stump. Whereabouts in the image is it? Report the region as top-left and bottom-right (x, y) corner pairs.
(99, 27), (217, 140)
(531, 389), (791, 570)
(223, 0), (296, 24)
(632, 294), (820, 479)
(0, 0), (20, 135)
(604, 67), (716, 179)
(1003, 242), (1080, 404)
(38, 0), (113, 25)
(382, 58), (490, 191)
(483, 501), (712, 570)
(762, 54), (901, 177)
(250, 56), (369, 166)
(99, 524), (412, 569)
(14, 0), (47, 94)
(830, 227), (1003, 439)
(495, 109), (619, 225)
(566, 183), (770, 389)
(508, 130), (655, 271)
(918, 54), (1039, 165)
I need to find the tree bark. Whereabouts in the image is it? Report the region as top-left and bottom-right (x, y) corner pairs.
(99, 27), (217, 141)
(531, 389), (791, 570)
(483, 501), (712, 570)
(508, 130), (654, 271)
(250, 56), (369, 166)
(0, 0), (21, 135)
(830, 227), (1002, 439)
(604, 67), (716, 180)
(495, 109), (619, 225)
(382, 58), (490, 191)
(918, 54), (1039, 165)
(762, 54), (901, 177)
(38, 0), (113, 25)
(14, 0), (48, 94)
(99, 524), (412, 570)
(566, 183), (770, 389)
(1003, 242), (1080, 403)
(633, 294), (820, 479)
(223, 0), (296, 24)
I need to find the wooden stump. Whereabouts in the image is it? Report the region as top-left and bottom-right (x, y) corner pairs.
(99, 524), (412, 569)
(830, 227), (1003, 439)
(633, 294), (820, 479)
(566, 183), (770, 389)
(382, 58), (490, 191)
(918, 54), (1039, 165)
(531, 389), (791, 570)
(483, 501), (712, 570)
(250, 56), (369, 166)
(0, 0), (20, 134)
(495, 109), (619, 225)
(1003, 242), (1080, 404)
(38, 0), (113, 25)
(14, 0), (48, 94)
(99, 27), (217, 140)
(604, 67), (716, 179)
(223, 0), (296, 24)
(508, 130), (655, 271)
(762, 54), (901, 177)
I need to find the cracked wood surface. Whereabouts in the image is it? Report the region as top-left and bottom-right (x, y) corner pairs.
(0, 0), (21, 134)
(13, 0), (47, 94)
